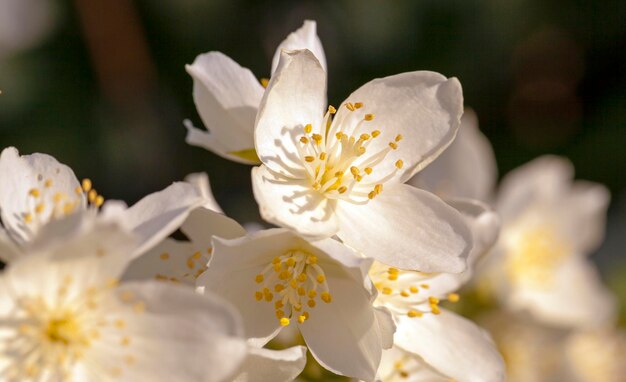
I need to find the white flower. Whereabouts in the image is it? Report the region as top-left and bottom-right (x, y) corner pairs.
(252, 49), (471, 272)
(370, 200), (504, 382)
(185, 20), (325, 164)
(197, 228), (395, 381)
(408, 109), (497, 202)
(563, 328), (626, 382)
(0, 147), (207, 261)
(486, 155), (616, 329)
(232, 345), (307, 382)
(0, 212), (248, 382)
(376, 346), (451, 381)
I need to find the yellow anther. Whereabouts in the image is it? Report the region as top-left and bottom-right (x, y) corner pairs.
(23, 213), (33, 223)
(395, 160), (404, 169)
(307, 299), (316, 308)
(382, 287), (393, 295)
(298, 315), (307, 323)
(400, 290), (410, 297)
(279, 270), (291, 280)
(274, 284), (285, 292)
(364, 114), (374, 121)
(388, 273), (398, 281)
(350, 166), (360, 176)
(273, 263), (281, 272)
(354, 102), (363, 109)
(289, 279), (298, 289)
(308, 290), (317, 299)
(319, 152), (327, 160)
(88, 189), (97, 203)
(275, 300), (284, 309)
(368, 191), (376, 200)
(303, 311), (310, 320)
(328, 105), (337, 114)
(264, 292), (274, 302)
(388, 267), (399, 274)
(29, 188), (40, 197)
(421, 284), (430, 289)
(293, 303), (302, 312)
(364, 167), (373, 175)
(395, 134), (403, 142)
(298, 273), (307, 282)
(286, 257), (296, 267)
(389, 142), (398, 150)
(260, 78), (270, 88)
(280, 317), (290, 326)
(428, 297), (440, 305)
(272, 257), (281, 264)
(371, 130), (381, 137)
(321, 292), (332, 303)
(255, 274), (264, 283)
(304, 124), (313, 134)
(192, 252), (202, 260)
(298, 287), (306, 296)
(94, 195), (104, 207)
(334, 170), (344, 177)
(345, 103), (355, 111)
(307, 255), (318, 265)
(53, 192), (64, 203)
(407, 310), (423, 318)
(409, 286), (419, 294)
(359, 133), (371, 141)
(447, 293), (460, 302)
(75, 186), (82, 194)
(276, 310), (285, 319)
(304, 156), (315, 163)
(44, 179), (53, 188)
(431, 305), (441, 315)
(335, 132), (345, 140)
(186, 258), (195, 269)
(312, 133), (323, 143)
(316, 274), (326, 283)
(374, 184), (383, 194)
(300, 136), (309, 144)
(159, 253), (169, 260)
(35, 203), (45, 214)
(82, 178), (92, 192)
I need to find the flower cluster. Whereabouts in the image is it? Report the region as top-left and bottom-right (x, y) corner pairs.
(0, 19), (620, 382)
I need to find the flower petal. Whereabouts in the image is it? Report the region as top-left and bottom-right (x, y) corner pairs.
(509, 255), (617, 329)
(299, 261), (385, 381)
(252, 165), (339, 238)
(232, 345), (307, 382)
(336, 183), (471, 273)
(271, 20), (327, 74)
(333, 71), (463, 184)
(184, 172), (223, 213)
(185, 51), (264, 164)
(92, 281), (247, 382)
(377, 346), (451, 382)
(394, 310), (505, 382)
(0, 228), (20, 262)
(255, 49), (326, 175)
(409, 109), (497, 201)
(0, 147), (83, 243)
(116, 182), (206, 258)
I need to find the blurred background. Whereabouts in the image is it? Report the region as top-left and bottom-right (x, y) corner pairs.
(0, 0), (624, 315)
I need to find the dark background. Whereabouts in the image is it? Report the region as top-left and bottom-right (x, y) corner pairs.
(1, 0), (624, 301)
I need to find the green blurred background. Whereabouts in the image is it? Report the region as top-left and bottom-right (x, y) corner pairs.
(0, 0), (624, 294)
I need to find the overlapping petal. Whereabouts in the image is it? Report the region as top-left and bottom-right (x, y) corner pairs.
(271, 20), (326, 74)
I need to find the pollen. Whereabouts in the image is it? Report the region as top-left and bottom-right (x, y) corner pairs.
(395, 160), (404, 169)
(447, 293), (460, 302)
(304, 124), (313, 134)
(280, 317), (290, 326)
(328, 105), (337, 114)
(260, 78), (270, 88)
(364, 114), (374, 121)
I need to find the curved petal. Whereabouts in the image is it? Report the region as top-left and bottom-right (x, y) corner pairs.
(232, 345), (307, 382)
(299, 261), (384, 381)
(332, 71), (463, 184)
(336, 183), (471, 273)
(394, 310), (505, 382)
(255, 49), (327, 176)
(509, 255), (617, 329)
(0, 147), (83, 243)
(271, 20), (327, 74)
(185, 51), (264, 164)
(497, 155), (574, 221)
(118, 182), (205, 258)
(252, 165), (339, 238)
(180, 207), (246, 247)
(184, 172), (223, 213)
(409, 110), (497, 201)
(91, 282), (247, 382)
(377, 346), (451, 382)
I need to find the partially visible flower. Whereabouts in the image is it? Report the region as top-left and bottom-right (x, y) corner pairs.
(0, 212), (247, 381)
(185, 20), (326, 164)
(0, 147), (207, 261)
(483, 156), (616, 329)
(408, 109), (497, 202)
(232, 345), (307, 382)
(197, 228), (394, 381)
(252, 49), (471, 272)
(563, 328), (626, 382)
(370, 199), (504, 382)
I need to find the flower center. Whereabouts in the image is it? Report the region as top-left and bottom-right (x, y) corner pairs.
(254, 249), (332, 326)
(370, 264), (459, 319)
(506, 226), (569, 289)
(296, 103), (404, 204)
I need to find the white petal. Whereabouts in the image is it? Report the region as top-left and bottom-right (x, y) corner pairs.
(271, 20), (327, 74)
(374, 307), (396, 350)
(509, 255), (617, 329)
(255, 49), (326, 176)
(252, 165), (339, 238)
(336, 183), (471, 273)
(333, 71), (463, 184)
(409, 109), (497, 201)
(91, 282), (247, 382)
(394, 310), (505, 382)
(299, 260), (385, 381)
(0, 228), (20, 262)
(232, 345), (307, 382)
(0, 147), (83, 243)
(185, 51), (263, 164)
(497, 155), (574, 221)
(184, 172), (223, 213)
(377, 346), (451, 382)
(179, 207), (246, 246)
(118, 182), (205, 258)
